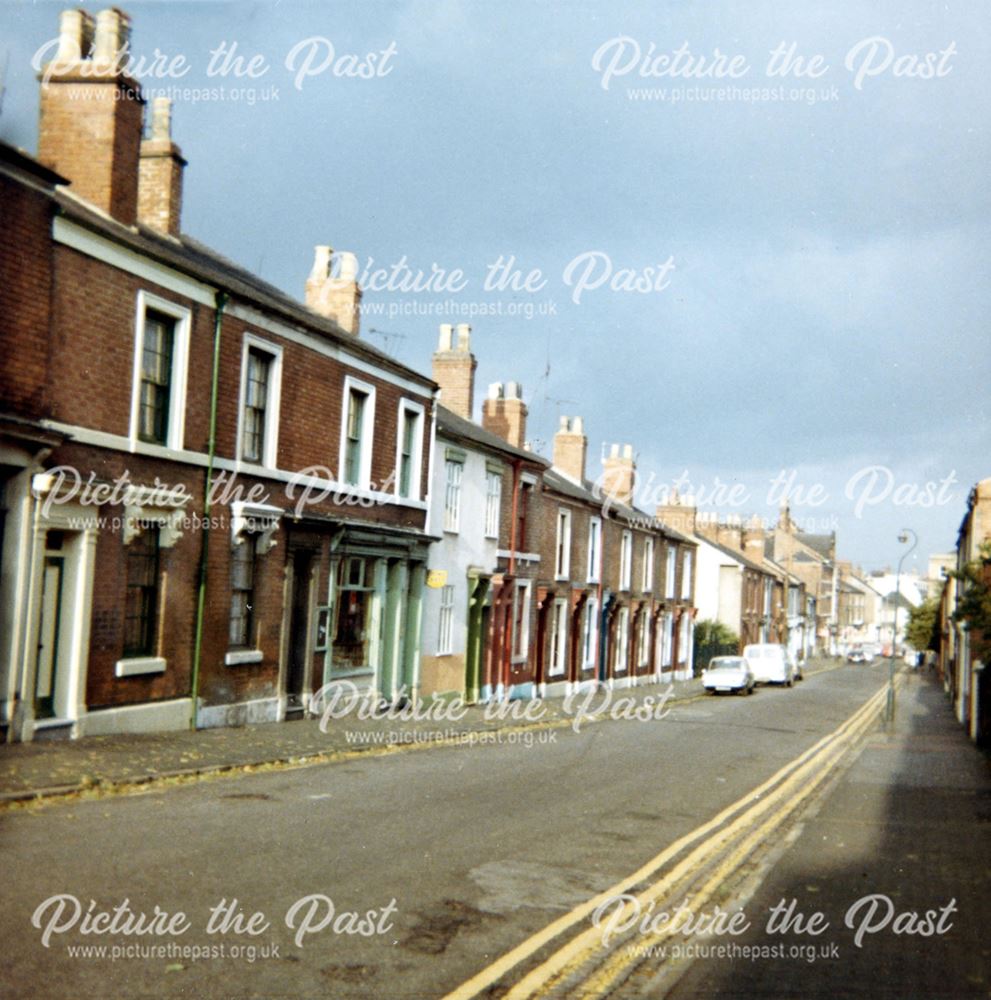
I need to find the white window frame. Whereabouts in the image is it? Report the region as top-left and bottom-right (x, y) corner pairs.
(555, 508), (572, 581)
(619, 530), (633, 592)
(394, 398), (425, 500)
(679, 612), (692, 664)
(637, 609), (651, 668)
(129, 290), (192, 451)
(666, 546), (677, 598)
(511, 579), (531, 663)
(484, 468), (502, 539)
(234, 333), (283, 469)
(339, 375), (376, 489)
(614, 606), (630, 674)
(642, 537), (655, 593)
(661, 611), (674, 667)
(582, 597), (599, 669)
(437, 584), (455, 655)
(549, 597), (568, 677)
(587, 517), (602, 584)
(682, 549), (693, 600)
(443, 457), (464, 533)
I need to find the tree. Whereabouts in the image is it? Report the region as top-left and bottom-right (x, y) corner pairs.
(904, 597), (939, 652)
(950, 541), (991, 663)
(694, 619), (740, 648)
(693, 619), (740, 675)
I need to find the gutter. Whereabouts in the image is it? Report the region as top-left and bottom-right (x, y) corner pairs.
(190, 289), (228, 730)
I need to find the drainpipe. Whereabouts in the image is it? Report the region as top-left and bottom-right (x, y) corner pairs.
(502, 459), (521, 697)
(190, 290), (228, 729)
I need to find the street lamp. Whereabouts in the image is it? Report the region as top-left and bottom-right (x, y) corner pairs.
(887, 528), (918, 723)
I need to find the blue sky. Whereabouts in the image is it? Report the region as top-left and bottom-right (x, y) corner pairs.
(3, 1), (989, 572)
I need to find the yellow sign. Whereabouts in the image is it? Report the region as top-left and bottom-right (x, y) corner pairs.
(426, 570), (447, 589)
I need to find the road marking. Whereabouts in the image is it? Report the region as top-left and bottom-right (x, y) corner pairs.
(530, 680), (895, 998)
(441, 677), (893, 1000)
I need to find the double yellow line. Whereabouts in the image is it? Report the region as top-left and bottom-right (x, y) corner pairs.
(442, 677), (896, 1000)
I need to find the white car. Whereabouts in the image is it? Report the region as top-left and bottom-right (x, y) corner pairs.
(743, 643), (796, 686)
(702, 656), (755, 695)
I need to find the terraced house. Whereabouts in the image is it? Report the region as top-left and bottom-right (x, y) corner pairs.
(539, 426), (698, 694)
(420, 325), (548, 703)
(0, 8), (436, 741)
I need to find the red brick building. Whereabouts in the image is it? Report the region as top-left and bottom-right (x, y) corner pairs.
(0, 8), (437, 740)
(533, 424), (698, 695)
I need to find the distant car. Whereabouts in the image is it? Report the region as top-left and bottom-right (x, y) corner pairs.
(847, 648), (867, 664)
(702, 656), (755, 695)
(743, 643), (796, 686)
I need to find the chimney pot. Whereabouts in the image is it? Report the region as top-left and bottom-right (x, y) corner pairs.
(56, 9), (94, 63)
(432, 322), (477, 419)
(38, 7), (144, 224)
(305, 243), (363, 336)
(553, 413), (588, 482)
(138, 96), (186, 236)
(93, 7), (130, 66)
(482, 380), (527, 449)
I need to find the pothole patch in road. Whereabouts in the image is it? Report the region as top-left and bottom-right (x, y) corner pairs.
(220, 792), (273, 801)
(469, 860), (612, 914)
(320, 963), (376, 983)
(402, 899), (497, 955)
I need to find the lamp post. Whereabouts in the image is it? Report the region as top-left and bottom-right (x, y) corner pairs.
(887, 528), (918, 723)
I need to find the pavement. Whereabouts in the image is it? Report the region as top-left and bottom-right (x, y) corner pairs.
(0, 672), (712, 802)
(662, 669), (991, 1000)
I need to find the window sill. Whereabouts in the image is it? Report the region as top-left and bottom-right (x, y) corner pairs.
(225, 649), (264, 666)
(115, 656), (167, 678)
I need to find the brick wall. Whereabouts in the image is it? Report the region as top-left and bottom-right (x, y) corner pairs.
(0, 175), (54, 418)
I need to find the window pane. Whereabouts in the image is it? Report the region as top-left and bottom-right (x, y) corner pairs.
(124, 528), (159, 656)
(229, 542), (256, 648)
(242, 349), (271, 463)
(138, 313), (174, 444)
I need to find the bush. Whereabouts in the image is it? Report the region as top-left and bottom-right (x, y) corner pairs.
(694, 619), (740, 676)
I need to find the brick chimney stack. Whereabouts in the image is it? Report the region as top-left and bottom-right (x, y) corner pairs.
(432, 323), (477, 419)
(656, 490), (697, 536)
(138, 97), (186, 237)
(482, 382), (527, 449)
(777, 502), (795, 533)
(553, 416), (587, 483)
(38, 7), (145, 225)
(743, 514), (768, 565)
(601, 443), (636, 506)
(305, 246), (363, 336)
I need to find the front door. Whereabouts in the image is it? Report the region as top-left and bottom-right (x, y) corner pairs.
(286, 551), (314, 714)
(34, 537), (66, 719)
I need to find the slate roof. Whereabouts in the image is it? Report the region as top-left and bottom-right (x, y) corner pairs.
(693, 533), (767, 575)
(796, 532), (835, 560)
(541, 469), (695, 545)
(436, 405), (547, 466)
(1, 140), (435, 390)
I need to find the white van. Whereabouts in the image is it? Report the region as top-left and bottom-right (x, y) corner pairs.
(743, 644), (796, 686)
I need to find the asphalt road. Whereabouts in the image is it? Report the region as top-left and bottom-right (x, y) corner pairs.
(0, 662), (941, 999)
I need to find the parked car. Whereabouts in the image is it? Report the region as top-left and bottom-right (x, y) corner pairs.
(847, 647), (867, 664)
(702, 656), (755, 695)
(743, 643), (796, 686)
